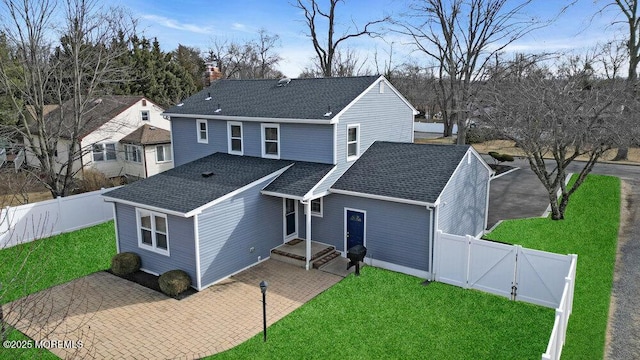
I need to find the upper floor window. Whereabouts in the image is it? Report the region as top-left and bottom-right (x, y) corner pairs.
(261, 123), (280, 159)
(141, 110), (150, 121)
(124, 144), (142, 163)
(93, 143), (116, 162)
(156, 144), (173, 163)
(227, 121), (243, 155)
(346, 124), (360, 161)
(137, 208), (169, 255)
(196, 119), (208, 143)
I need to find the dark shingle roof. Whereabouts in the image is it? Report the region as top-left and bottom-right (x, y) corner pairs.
(104, 153), (293, 214)
(120, 124), (171, 145)
(331, 142), (471, 204)
(31, 95), (152, 139)
(263, 162), (334, 197)
(164, 76), (380, 120)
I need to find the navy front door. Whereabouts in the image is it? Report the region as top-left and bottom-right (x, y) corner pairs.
(346, 209), (365, 249)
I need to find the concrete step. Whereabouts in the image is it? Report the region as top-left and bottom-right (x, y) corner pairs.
(312, 250), (341, 269)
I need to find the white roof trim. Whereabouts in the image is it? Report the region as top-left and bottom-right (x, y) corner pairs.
(302, 165), (338, 200)
(434, 147), (492, 205)
(185, 164), (293, 217)
(162, 113), (333, 125)
(330, 188), (434, 207)
(330, 76), (419, 124)
(102, 196), (188, 217)
(260, 191), (305, 201)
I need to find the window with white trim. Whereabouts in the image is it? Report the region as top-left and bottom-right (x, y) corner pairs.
(137, 208), (169, 255)
(346, 124), (360, 161)
(92, 143), (117, 162)
(227, 121), (243, 155)
(156, 144), (172, 163)
(141, 110), (150, 121)
(261, 123), (280, 159)
(124, 144), (142, 163)
(304, 198), (323, 217)
(196, 119), (208, 143)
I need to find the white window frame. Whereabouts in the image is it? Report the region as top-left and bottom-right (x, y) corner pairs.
(156, 144), (172, 163)
(136, 208), (170, 256)
(93, 143), (117, 162)
(141, 110), (150, 121)
(196, 119), (208, 144)
(124, 144), (142, 163)
(227, 121), (243, 155)
(346, 124), (360, 161)
(304, 197), (323, 217)
(261, 123), (280, 159)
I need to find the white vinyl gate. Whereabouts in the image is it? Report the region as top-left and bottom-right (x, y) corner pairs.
(433, 230), (574, 308)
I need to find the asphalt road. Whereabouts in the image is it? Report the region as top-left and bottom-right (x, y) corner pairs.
(484, 156), (640, 359)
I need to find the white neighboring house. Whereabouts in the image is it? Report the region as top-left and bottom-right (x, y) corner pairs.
(25, 95), (172, 179)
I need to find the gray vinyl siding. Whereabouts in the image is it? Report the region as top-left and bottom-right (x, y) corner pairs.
(171, 117), (226, 166)
(171, 117), (334, 166)
(114, 202), (197, 284)
(437, 151), (491, 236)
(310, 194), (431, 271)
(336, 83), (414, 164)
(197, 176), (283, 287)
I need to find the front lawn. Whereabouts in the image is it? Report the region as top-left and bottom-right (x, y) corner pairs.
(211, 266), (553, 360)
(1, 221), (116, 359)
(485, 174), (620, 359)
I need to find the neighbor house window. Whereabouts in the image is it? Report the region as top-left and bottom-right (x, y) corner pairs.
(197, 119), (208, 143)
(346, 124), (360, 161)
(156, 144), (172, 163)
(304, 198), (323, 217)
(92, 143), (116, 162)
(124, 144), (142, 163)
(137, 208), (169, 255)
(261, 123), (280, 159)
(141, 110), (150, 121)
(227, 121), (243, 155)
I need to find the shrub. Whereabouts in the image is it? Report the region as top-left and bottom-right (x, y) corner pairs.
(489, 152), (515, 164)
(77, 169), (123, 193)
(159, 270), (191, 296)
(111, 252), (141, 276)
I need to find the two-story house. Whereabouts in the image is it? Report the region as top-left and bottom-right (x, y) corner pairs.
(25, 96), (172, 179)
(103, 76), (492, 290)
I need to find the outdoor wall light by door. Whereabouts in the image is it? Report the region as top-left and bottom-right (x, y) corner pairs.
(260, 280), (268, 342)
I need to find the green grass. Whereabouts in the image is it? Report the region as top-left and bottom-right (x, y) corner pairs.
(1, 221), (116, 359)
(210, 267), (553, 360)
(485, 174), (620, 359)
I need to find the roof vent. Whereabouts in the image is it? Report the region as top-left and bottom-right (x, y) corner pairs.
(323, 106), (332, 117)
(277, 77), (291, 87)
(149, 126), (156, 130)
(177, 102), (184, 107)
(214, 104), (221, 113)
(201, 171), (214, 178)
(205, 92), (212, 101)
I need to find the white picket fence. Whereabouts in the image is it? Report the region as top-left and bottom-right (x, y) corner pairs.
(432, 230), (577, 359)
(0, 187), (115, 248)
(414, 122), (458, 134)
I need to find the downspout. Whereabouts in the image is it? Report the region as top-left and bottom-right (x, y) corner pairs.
(427, 205), (434, 280)
(143, 145), (148, 178)
(301, 200), (312, 270)
(193, 213), (202, 290)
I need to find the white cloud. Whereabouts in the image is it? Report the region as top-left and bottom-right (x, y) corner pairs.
(141, 14), (215, 35)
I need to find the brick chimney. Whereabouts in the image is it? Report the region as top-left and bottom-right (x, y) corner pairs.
(204, 61), (222, 86)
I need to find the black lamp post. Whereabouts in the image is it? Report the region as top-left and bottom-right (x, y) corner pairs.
(259, 280), (268, 342)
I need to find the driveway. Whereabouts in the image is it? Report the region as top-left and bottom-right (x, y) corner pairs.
(4, 260), (342, 359)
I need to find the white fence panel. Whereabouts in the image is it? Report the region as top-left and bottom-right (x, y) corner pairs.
(434, 231), (469, 287)
(0, 187), (116, 248)
(414, 122), (458, 134)
(517, 248), (572, 308)
(542, 254), (577, 360)
(468, 238), (517, 299)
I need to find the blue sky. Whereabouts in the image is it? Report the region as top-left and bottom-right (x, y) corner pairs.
(115, 0), (626, 77)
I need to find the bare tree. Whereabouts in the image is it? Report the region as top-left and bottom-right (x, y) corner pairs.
(480, 56), (631, 220)
(293, 0), (388, 77)
(395, 0), (563, 144)
(208, 30), (284, 79)
(0, 0), (135, 197)
(603, 0), (640, 160)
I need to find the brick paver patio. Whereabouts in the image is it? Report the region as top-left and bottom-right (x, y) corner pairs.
(4, 260), (342, 359)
